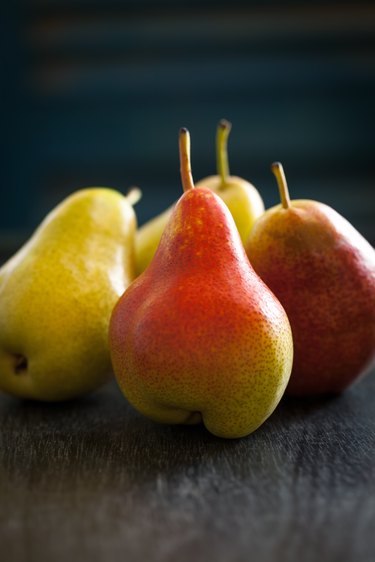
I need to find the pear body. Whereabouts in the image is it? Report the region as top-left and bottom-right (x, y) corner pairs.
(0, 188), (137, 401)
(135, 205), (173, 275)
(195, 175), (264, 243)
(110, 187), (292, 438)
(135, 175), (264, 275)
(246, 200), (375, 396)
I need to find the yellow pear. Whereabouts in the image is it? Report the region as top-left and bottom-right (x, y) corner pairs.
(135, 120), (264, 274)
(0, 187), (140, 401)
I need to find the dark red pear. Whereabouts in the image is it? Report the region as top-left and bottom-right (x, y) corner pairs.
(246, 162), (375, 396)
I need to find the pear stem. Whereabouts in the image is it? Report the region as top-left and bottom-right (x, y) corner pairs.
(179, 128), (195, 192)
(217, 119), (231, 186)
(125, 187), (142, 206)
(271, 162), (291, 209)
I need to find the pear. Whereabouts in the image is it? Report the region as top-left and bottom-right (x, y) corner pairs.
(135, 119), (264, 274)
(246, 162), (375, 396)
(0, 187), (140, 401)
(109, 129), (293, 439)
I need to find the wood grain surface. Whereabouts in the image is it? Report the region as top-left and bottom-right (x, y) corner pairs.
(0, 368), (374, 562)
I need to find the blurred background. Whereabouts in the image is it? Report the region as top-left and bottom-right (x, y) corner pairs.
(1, 0), (375, 260)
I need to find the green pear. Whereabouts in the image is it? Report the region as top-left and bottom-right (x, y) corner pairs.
(0, 187), (140, 401)
(135, 120), (264, 274)
(109, 129), (293, 439)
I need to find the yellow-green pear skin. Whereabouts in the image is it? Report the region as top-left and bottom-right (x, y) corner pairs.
(0, 188), (137, 401)
(135, 120), (264, 275)
(195, 174), (265, 243)
(135, 205), (174, 275)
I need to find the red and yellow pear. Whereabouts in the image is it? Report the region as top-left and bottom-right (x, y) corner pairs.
(109, 130), (293, 438)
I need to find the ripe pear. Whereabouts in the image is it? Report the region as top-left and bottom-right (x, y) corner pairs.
(135, 119), (264, 274)
(0, 187), (140, 401)
(246, 163), (375, 396)
(109, 129), (293, 439)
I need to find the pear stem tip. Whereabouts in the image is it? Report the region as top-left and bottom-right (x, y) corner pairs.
(219, 118), (232, 132)
(179, 127), (195, 193)
(126, 187), (142, 206)
(271, 161), (291, 209)
(217, 119), (231, 185)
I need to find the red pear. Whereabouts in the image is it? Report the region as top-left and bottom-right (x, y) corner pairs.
(246, 162), (375, 396)
(109, 130), (293, 438)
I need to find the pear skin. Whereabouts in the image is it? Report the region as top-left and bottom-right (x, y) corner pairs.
(195, 174), (264, 247)
(135, 120), (264, 275)
(0, 188), (138, 401)
(109, 130), (292, 438)
(246, 163), (375, 396)
(135, 205), (175, 275)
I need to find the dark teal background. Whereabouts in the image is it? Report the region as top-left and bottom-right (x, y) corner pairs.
(1, 0), (375, 257)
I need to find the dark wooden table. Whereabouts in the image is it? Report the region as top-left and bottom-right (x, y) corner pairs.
(1, 368), (374, 562)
